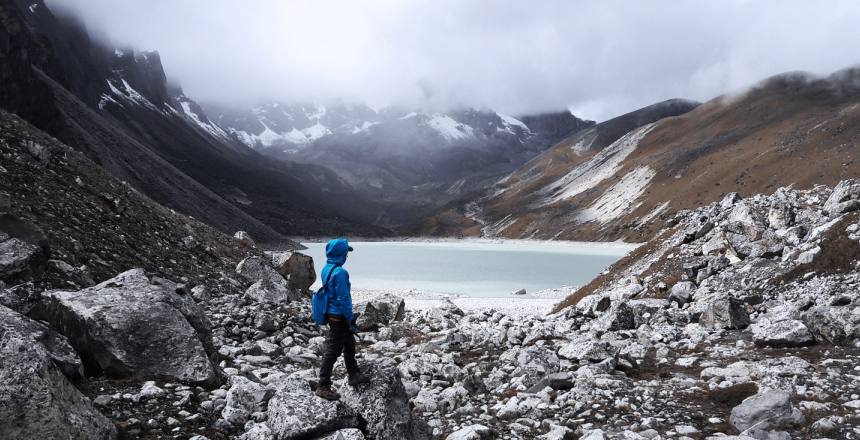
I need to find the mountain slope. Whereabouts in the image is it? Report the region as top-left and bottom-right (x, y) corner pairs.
(430, 68), (860, 242)
(0, 0), (386, 241)
(418, 99), (699, 237)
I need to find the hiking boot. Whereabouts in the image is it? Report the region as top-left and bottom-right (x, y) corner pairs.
(348, 373), (370, 387)
(315, 385), (340, 401)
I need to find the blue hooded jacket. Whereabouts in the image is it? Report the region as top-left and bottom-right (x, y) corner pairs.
(320, 238), (353, 322)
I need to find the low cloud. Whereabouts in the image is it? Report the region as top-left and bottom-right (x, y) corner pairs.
(47, 0), (860, 121)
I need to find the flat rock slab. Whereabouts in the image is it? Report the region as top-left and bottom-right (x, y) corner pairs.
(31, 268), (216, 383)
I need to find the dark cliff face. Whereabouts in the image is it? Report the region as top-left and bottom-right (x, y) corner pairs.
(0, 0), (389, 240)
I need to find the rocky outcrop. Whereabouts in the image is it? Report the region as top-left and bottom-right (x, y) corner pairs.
(337, 361), (431, 440)
(29, 269), (217, 383)
(266, 375), (359, 438)
(0, 305), (116, 439)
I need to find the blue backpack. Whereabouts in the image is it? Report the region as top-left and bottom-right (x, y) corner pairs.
(311, 266), (338, 325)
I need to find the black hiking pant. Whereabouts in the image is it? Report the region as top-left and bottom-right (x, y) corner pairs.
(318, 316), (359, 386)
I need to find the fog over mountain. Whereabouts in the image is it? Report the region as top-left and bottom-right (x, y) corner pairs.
(46, 0), (860, 121)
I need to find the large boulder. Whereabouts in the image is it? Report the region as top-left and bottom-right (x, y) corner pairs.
(700, 297), (750, 330)
(236, 256), (285, 284)
(245, 277), (294, 305)
(556, 334), (616, 362)
(0, 306), (116, 439)
(337, 360), (431, 440)
(29, 269), (217, 383)
(267, 375), (359, 439)
(750, 319), (814, 347)
(269, 251), (316, 292)
(730, 390), (803, 432)
(0, 305), (83, 380)
(355, 294), (407, 331)
(801, 306), (860, 345)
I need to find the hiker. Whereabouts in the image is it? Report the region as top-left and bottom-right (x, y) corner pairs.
(314, 238), (369, 400)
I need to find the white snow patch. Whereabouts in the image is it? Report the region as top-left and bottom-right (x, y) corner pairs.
(106, 79), (158, 110)
(282, 128), (307, 144)
(538, 123), (656, 206)
(352, 121), (379, 133)
(570, 129), (598, 154)
(28, 3), (38, 13)
(301, 123), (331, 141)
(179, 101), (228, 138)
(427, 114), (474, 141)
(497, 112), (530, 134)
(256, 123), (284, 147)
(577, 166), (656, 225)
(399, 112), (418, 120)
(482, 214), (518, 237)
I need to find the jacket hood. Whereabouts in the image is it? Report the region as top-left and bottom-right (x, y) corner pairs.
(325, 238), (351, 265)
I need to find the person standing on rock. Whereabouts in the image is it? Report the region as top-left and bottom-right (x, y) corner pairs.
(315, 237), (370, 400)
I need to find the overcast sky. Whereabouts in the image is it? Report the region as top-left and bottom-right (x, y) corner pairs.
(47, 0), (860, 121)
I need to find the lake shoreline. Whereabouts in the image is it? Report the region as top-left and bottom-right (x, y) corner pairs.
(293, 235), (641, 250)
(352, 286), (576, 317)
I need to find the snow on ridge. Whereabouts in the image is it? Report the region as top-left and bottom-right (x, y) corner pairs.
(399, 112), (418, 120)
(179, 101), (229, 139)
(538, 123), (656, 206)
(106, 79), (158, 111)
(497, 112), (530, 134)
(577, 166), (656, 225)
(570, 128), (598, 154)
(427, 113), (474, 141)
(352, 121), (379, 134)
(301, 123), (331, 141)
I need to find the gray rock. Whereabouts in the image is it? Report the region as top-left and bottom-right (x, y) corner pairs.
(801, 306), (859, 345)
(29, 269), (217, 383)
(267, 375), (358, 438)
(0, 306), (116, 439)
(337, 361), (431, 440)
(750, 319), (814, 347)
(669, 281), (696, 306)
(592, 302), (636, 332)
(236, 256), (285, 285)
(700, 297), (750, 330)
(355, 302), (381, 331)
(245, 277), (292, 305)
(222, 376), (269, 425)
(823, 180), (860, 215)
(730, 390), (803, 432)
(446, 424), (491, 440)
(0, 237), (39, 281)
(0, 305), (83, 381)
(557, 335), (616, 362)
(371, 293), (406, 324)
(317, 428), (366, 440)
(270, 251), (316, 292)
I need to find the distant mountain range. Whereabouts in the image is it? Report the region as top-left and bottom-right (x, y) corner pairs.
(420, 69), (860, 241)
(205, 102), (593, 226)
